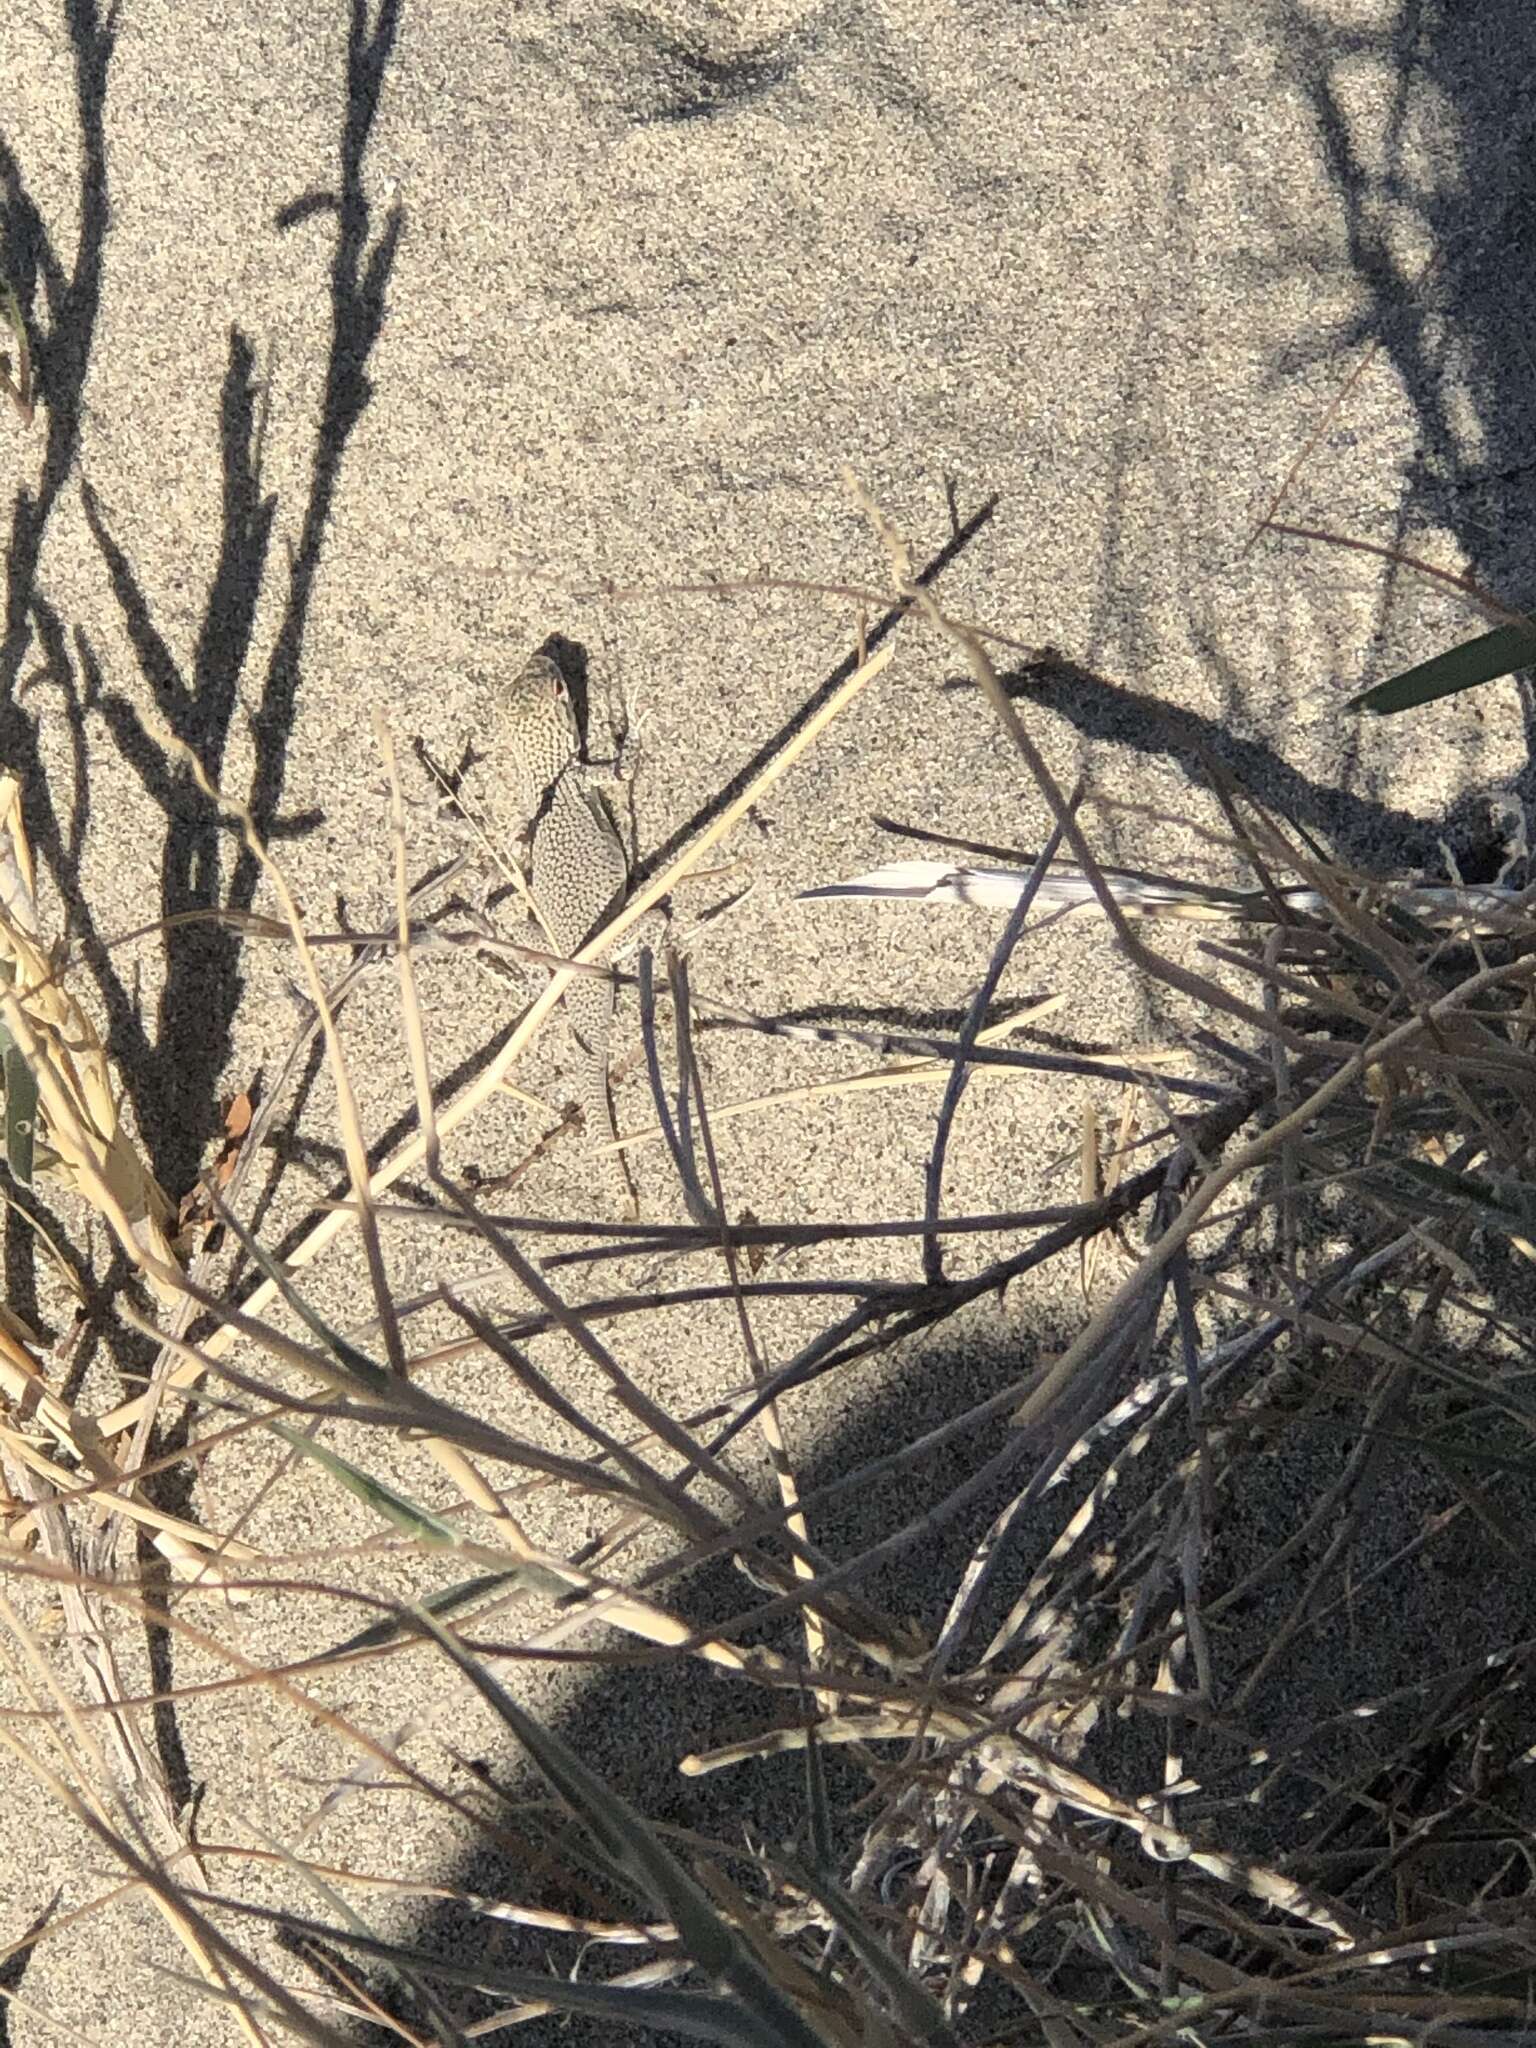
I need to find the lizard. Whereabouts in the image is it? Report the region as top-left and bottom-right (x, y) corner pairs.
(503, 650), (640, 1213)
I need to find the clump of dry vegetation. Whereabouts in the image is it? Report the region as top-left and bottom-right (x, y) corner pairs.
(4, 483), (1536, 2048)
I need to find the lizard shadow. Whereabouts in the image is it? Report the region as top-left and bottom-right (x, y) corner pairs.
(533, 630), (595, 741)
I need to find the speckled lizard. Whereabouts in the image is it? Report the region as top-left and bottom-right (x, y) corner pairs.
(504, 651), (639, 1212)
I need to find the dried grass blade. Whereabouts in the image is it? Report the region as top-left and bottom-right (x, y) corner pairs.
(411, 1609), (839, 2048)
(101, 644), (895, 1440)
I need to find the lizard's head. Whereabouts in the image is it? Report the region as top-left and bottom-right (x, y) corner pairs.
(507, 652), (581, 746)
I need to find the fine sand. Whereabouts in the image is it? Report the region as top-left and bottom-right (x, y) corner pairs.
(2, 1), (1535, 2038)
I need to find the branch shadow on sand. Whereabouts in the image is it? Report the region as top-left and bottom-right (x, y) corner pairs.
(1273, 0), (1536, 819)
(312, 30), (1536, 2024)
(81, 0), (404, 1201)
(17, 0), (406, 1866)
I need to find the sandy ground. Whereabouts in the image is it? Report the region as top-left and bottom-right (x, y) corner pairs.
(3, 0), (1536, 2039)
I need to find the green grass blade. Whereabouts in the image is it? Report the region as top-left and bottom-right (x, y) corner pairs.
(163, 1929), (793, 2044)
(1, 1034), (37, 1186)
(414, 1610), (837, 2048)
(448, 1980), (791, 2042)
(271, 1431), (569, 1588)
(327, 1568), (528, 1654)
(0, 278), (33, 427)
(1376, 1155), (1536, 1236)
(211, 1189), (392, 1393)
(802, 1710), (834, 1879)
(246, 1817), (471, 2047)
(781, 1853), (963, 2048)
(1348, 622), (1536, 714)
(270, 1423), (469, 1544)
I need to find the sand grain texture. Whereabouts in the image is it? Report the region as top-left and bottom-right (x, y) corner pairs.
(2, 0), (1535, 2038)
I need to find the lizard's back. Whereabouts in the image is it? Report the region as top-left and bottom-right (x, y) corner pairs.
(504, 654), (629, 1149)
